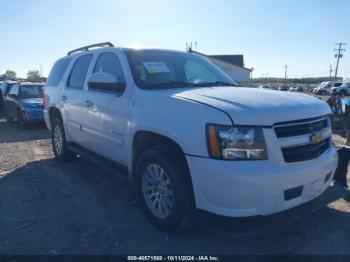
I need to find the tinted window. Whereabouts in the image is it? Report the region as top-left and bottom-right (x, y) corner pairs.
(93, 53), (125, 82)
(334, 83), (342, 87)
(47, 58), (72, 86)
(68, 54), (93, 88)
(20, 85), (44, 99)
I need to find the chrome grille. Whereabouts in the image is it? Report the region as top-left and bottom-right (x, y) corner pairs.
(274, 116), (331, 163)
(275, 118), (328, 138)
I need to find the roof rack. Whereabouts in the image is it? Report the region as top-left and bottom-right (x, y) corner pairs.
(67, 42), (114, 55)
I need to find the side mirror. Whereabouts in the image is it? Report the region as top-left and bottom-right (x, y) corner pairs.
(88, 73), (125, 93)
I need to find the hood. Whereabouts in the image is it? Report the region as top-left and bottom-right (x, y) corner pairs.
(172, 86), (331, 126)
(21, 98), (43, 108)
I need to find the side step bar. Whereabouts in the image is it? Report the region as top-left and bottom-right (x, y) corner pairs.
(67, 142), (129, 182)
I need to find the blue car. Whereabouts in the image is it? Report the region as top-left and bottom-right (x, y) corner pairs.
(4, 82), (45, 127)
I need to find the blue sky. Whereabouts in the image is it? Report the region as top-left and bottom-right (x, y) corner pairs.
(0, 0), (349, 78)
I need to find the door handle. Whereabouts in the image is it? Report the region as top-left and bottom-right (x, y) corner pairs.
(84, 100), (94, 107)
(61, 95), (68, 102)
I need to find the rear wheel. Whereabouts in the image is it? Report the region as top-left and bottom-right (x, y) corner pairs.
(17, 110), (27, 129)
(135, 145), (195, 232)
(51, 117), (75, 161)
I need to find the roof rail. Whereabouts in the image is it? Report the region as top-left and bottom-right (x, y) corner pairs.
(67, 42), (114, 55)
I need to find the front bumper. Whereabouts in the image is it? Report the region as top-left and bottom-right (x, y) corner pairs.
(186, 144), (338, 217)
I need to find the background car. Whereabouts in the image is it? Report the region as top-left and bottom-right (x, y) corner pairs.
(259, 85), (270, 89)
(278, 85), (288, 91)
(313, 81), (342, 95)
(4, 82), (45, 127)
(296, 86), (304, 92)
(332, 82), (350, 96)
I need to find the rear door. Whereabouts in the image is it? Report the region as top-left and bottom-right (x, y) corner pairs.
(80, 51), (129, 165)
(61, 54), (93, 143)
(5, 84), (19, 118)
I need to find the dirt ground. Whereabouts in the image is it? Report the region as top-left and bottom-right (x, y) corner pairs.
(0, 111), (350, 255)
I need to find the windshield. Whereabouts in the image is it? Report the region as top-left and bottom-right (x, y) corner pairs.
(20, 85), (43, 99)
(125, 49), (237, 89)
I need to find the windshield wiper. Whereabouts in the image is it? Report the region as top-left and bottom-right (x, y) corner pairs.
(146, 81), (202, 88)
(198, 81), (237, 87)
(145, 81), (237, 89)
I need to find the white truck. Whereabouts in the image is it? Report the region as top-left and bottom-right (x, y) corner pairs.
(313, 81), (343, 95)
(44, 43), (338, 232)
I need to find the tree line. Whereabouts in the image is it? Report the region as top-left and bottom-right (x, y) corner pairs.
(1, 69), (42, 82)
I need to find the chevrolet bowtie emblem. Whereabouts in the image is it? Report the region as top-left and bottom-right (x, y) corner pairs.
(310, 132), (322, 144)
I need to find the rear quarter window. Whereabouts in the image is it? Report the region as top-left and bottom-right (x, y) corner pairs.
(46, 58), (72, 87)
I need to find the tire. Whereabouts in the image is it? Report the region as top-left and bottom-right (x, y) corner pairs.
(135, 145), (195, 232)
(339, 90), (347, 97)
(51, 117), (75, 161)
(17, 110), (27, 129)
(6, 116), (13, 123)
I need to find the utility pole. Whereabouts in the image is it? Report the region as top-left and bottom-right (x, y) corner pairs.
(265, 73), (269, 85)
(250, 67), (255, 86)
(334, 42), (346, 79)
(329, 64), (333, 81)
(284, 65), (288, 85)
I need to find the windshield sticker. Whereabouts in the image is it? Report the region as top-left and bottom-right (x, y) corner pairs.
(143, 62), (170, 74)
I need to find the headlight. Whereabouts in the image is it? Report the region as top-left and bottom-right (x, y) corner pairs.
(206, 124), (268, 160)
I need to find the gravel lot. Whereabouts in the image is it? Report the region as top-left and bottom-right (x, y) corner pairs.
(0, 111), (350, 255)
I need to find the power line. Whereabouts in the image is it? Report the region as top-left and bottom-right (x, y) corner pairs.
(334, 42), (346, 78)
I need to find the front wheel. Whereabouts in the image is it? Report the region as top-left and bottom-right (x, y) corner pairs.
(51, 117), (75, 161)
(135, 145), (195, 232)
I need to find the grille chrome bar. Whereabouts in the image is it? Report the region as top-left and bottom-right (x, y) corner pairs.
(278, 127), (332, 148)
(274, 117), (329, 138)
(274, 117), (331, 163)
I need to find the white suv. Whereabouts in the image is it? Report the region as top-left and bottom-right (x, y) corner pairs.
(44, 43), (338, 232)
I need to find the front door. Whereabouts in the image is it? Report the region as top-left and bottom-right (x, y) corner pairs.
(4, 84), (19, 119)
(80, 51), (129, 165)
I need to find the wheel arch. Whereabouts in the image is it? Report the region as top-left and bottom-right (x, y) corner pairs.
(131, 130), (191, 183)
(48, 106), (63, 124)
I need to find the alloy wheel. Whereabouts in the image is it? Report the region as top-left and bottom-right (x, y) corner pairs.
(142, 164), (174, 219)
